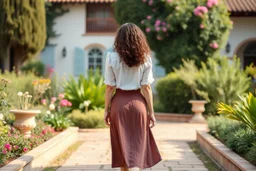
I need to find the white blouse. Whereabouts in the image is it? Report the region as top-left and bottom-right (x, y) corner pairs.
(104, 52), (154, 90)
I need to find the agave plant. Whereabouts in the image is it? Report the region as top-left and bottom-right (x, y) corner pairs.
(63, 71), (106, 112)
(217, 93), (256, 131)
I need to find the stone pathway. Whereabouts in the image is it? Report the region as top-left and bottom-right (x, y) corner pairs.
(57, 121), (208, 171)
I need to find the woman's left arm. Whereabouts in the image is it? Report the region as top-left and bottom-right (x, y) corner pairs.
(104, 85), (116, 125)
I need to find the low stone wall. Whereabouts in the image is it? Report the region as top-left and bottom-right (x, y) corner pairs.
(0, 127), (79, 171)
(155, 112), (193, 122)
(197, 131), (256, 171)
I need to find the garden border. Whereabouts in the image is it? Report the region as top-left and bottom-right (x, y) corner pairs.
(0, 127), (79, 171)
(197, 131), (256, 171)
(155, 112), (193, 122)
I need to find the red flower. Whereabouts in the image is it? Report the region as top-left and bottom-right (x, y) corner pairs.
(23, 147), (28, 152)
(4, 143), (12, 151)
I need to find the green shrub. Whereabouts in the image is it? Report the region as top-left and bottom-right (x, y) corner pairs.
(156, 73), (193, 114)
(63, 71), (105, 112)
(247, 143), (256, 164)
(226, 128), (256, 155)
(44, 113), (72, 131)
(21, 60), (45, 76)
(207, 115), (245, 142)
(0, 71), (39, 110)
(175, 57), (251, 114)
(68, 110), (106, 128)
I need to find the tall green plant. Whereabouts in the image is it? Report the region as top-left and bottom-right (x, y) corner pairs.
(217, 93), (256, 131)
(63, 71), (106, 112)
(0, 0), (46, 71)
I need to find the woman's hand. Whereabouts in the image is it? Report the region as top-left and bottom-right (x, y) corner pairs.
(149, 114), (156, 128)
(104, 111), (111, 126)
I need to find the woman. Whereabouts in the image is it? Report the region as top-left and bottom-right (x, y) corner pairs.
(104, 23), (162, 171)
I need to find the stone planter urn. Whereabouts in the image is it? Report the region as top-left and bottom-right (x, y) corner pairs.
(189, 100), (207, 123)
(10, 109), (41, 138)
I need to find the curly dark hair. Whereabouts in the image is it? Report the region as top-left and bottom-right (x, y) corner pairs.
(114, 23), (151, 67)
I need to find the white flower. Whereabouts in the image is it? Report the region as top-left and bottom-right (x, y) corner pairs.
(83, 100), (91, 107)
(17, 92), (23, 97)
(46, 110), (51, 115)
(49, 104), (55, 111)
(24, 92), (29, 95)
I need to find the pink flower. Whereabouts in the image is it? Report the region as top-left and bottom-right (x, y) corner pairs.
(155, 27), (160, 32)
(2, 149), (7, 154)
(42, 129), (47, 135)
(157, 36), (163, 40)
(4, 144), (11, 151)
(23, 147), (28, 152)
(51, 97), (57, 103)
(148, 0), (153, 5)
(146, 28), (151, 33)
(194, 6), (208, 16)
(141, 20), (144, 24)
(207, 0), (218, 8)
(162, 27), (167, 32)
(167, 0), (172, 2)
(200, 24), (205, 29)
(155, 20), (161, 26)
(147, 15), (152, 20)
(162, 22), (166, 26)
(14, 145), (19, 149)
(67, 101), (72, 107)
(60, 99), (68, 106)
(210, 42), (219, 49)
(41, 99), (47, 105)
(58, 93), (65, 99)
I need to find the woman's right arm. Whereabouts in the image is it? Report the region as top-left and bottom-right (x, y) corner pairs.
(142, 84), (156, 128)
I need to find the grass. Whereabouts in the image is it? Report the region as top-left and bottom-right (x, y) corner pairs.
(43, 141), (84, 171)
(188, 141), (222, 171)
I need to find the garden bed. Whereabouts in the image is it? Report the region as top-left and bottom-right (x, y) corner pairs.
(0, 127), (78, 171)
(155, 112), (193, 122)
(197, 131), (256, 171)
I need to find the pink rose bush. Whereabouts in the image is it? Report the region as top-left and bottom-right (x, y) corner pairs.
(194, 6), (208, 16)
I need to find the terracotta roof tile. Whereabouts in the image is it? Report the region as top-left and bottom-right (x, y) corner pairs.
(225, 0), (256, 12)
(47, 0), (256, 12)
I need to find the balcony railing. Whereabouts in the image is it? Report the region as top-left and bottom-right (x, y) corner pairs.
(86, 18), (119, 33)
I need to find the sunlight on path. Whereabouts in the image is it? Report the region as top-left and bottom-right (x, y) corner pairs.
(57, 122), (208, 171)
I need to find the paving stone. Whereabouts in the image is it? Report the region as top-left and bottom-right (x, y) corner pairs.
(56, 121), (208, 171)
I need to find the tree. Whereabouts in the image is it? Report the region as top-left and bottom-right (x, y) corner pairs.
(0, 0), (46, 72)
(114, 0), (232, 72)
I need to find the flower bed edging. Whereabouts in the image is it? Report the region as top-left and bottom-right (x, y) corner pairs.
(155, 112), (193, 122)
(197, 131), (256, 171)
(0, 127), (79, 171)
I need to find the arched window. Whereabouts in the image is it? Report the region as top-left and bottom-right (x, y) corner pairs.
(243, 42), (256, 68)
(88, 48), (103, 73)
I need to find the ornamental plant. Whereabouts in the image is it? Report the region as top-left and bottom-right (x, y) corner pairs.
(32, 79), (51, 104)
(0, 78), (11, 114)
(114, 0), (232, 71)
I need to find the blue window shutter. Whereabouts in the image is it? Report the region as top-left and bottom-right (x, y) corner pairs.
(74, 47), (85, 76)
(41, 46), (55, 68)
(152, 56), (166, 77)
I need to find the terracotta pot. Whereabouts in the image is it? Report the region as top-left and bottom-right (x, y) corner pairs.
(10, 109), (41, 138)
(188, 100), (207, 123)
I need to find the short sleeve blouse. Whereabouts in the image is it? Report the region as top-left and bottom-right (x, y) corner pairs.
(104, 52), (154, 90)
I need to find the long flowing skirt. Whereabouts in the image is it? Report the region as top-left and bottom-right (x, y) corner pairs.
(110, 89), (162, 169)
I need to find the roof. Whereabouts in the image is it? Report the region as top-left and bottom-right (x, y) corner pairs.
(47, 0), (115, 3)
(47, 0), (256, 13)
(225, 0), (256, 12)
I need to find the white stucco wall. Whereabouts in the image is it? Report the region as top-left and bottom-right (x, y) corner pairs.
(48, 4), (115, 76)
(221, 17), (256, 61)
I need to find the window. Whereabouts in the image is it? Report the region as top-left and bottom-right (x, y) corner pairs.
(243, 41), (256, 68)
(86, 3), (118, 33)
(88, 48), (103, 73)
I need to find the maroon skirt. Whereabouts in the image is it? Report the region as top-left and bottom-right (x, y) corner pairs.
(109, 89), (162, 169)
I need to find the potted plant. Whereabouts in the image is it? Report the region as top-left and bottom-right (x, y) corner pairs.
(10, 92), (41, 138)
(174, 59), (207, 123)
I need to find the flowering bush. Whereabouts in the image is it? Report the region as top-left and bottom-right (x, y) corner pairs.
(0, 121), (55, 166)
(41, 93), (73, 131)
(32, 79), (51, 104)
(114, 0), (232, 72)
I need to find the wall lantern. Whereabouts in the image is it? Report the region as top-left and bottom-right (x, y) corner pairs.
(62, 47), (67, 57)
(225, 42), (231, 54)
